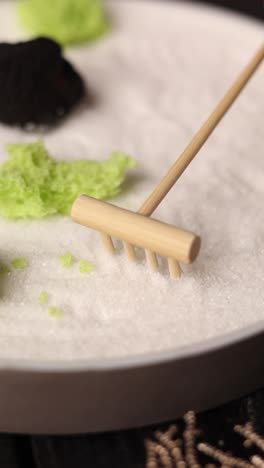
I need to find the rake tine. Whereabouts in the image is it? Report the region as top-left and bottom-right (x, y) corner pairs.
(145, 250), (159, 271)
(100, 233), (115, 255)
(123, 241), (137, 262)
(168, 258), (182, 279)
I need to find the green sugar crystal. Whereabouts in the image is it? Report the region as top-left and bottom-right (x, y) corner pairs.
(48, 306), (64, 318)
(11, 257), (28, 270)
(79, 260), (94, 274)
(0, 140), (136, 220)
(18, 0), (109, 46)
(38, 291), (48, 304)
(59, 251), (74, 268)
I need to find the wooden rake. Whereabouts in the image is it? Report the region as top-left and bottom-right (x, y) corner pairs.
(71, 44), (264, 279)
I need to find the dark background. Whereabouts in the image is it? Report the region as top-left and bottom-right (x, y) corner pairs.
(191, 0), (263, 20)
(1, 1), (263, 468)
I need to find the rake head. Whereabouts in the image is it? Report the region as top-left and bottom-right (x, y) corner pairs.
(71, 195), (201, 279)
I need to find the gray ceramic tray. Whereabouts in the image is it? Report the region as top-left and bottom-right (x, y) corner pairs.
(0, 323), (264, 434)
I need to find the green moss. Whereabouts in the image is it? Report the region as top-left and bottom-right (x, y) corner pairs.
(11, 257), (28, 270)
(48, 306), (64, 318)
(0, 140), (136, 220)
(59, 251), (74, 268)
(18, 0), (109, 46)
(79, 260), (94, 274)
(38, 291), (48, 304)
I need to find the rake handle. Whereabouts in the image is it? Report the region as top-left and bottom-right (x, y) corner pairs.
(139, 43), (264, 217)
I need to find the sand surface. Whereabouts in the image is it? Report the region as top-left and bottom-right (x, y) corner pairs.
(0, 1), (263, 361)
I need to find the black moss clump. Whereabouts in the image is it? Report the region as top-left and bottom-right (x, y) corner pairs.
(0, 37), (85, 127)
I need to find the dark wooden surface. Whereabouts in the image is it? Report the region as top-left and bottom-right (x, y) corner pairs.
(1, 1), (263, 467)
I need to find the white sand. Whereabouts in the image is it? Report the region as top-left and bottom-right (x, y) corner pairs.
(0, 1), (263, 361)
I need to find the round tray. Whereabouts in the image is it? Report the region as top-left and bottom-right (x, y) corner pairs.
(0, 0), (263, 434)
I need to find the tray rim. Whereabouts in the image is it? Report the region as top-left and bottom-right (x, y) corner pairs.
(1, 319), (263, 372)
